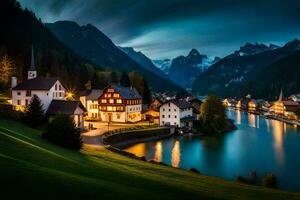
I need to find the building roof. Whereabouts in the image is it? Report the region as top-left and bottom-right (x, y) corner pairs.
(12, 77), (59, 91)
(47, 100), (87, 115)
(111, 84), (142, 99)
(180, 116), (196, 122)
(282, 100), (299, 106)
(161, 99), (193, 110)
(79, 89), (103, 100)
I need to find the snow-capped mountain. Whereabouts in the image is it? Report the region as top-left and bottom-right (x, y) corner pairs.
(192, 39), (300, 98)
(152, 59), (172, 74)
(168, 49), (215, 88)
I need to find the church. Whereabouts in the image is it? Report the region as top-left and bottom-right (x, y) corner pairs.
(11, 46), (86, 129)
(11, 47), (66, 112)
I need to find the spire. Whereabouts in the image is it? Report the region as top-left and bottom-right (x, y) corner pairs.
(278, 88), (283, 101)
(29, 45), (35, 71)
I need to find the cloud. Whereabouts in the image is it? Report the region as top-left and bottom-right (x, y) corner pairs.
(19, 0), (300, 59)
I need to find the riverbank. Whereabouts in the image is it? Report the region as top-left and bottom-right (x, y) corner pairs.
(1, 118), (299, 199)
(228, 107), (300, 127)
(103, 127), (173, 148)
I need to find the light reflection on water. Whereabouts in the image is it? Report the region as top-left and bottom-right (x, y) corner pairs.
(123, 109), (300, 190)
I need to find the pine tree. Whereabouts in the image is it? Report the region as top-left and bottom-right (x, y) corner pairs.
(0, 53), (14, 86)
(120, 71), (131, 87)
(109, 71), (118, 84)
(142, 79), (152, 105)
(24, 95), (46, 127)
(42, 114), (82, 150)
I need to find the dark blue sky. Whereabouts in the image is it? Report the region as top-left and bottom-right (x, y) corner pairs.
(19, 0), (300, 59)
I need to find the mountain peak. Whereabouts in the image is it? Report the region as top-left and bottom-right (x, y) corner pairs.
(188, 49), (200, 57)
(283, 38), (300, 51)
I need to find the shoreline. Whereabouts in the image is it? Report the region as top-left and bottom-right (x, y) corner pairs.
(228, 107), (300, 127)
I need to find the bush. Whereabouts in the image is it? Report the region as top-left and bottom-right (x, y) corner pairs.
(236, 171), (257, 185)
(42, 114), (82, 150)
(23, 95), (46, 127)
(189, 168), (201, 174)
(262, 174), (277, 188)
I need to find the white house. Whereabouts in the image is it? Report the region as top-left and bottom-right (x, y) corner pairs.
(11, 47), (66, 112)
(159, 99), (198, 127)
(98, 84), (142, 123)
(79, 89), (102, 120)
(47, 100), (87, 129)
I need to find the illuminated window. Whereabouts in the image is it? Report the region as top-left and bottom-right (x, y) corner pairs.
(101, 99), (107, 103)
(107, 106), (116, 111)
(109, 99), (114, 104)
(116, 99), (122, 104)
(113, 93), (120, 98)
(107, 94), (112, 98)
(108, 89), (114, 93)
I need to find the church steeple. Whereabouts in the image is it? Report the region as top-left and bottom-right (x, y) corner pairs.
(278, 88), (283, 101)
(28, 45), (37, 79)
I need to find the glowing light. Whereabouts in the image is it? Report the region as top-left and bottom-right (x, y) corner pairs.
(171, 141), (181, 168)
(65, 91), (74, 100)
(154, 142), (163, 162)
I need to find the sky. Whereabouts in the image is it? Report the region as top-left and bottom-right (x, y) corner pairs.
(19, 0), (300, 59)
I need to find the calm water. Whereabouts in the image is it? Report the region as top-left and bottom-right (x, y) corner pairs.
(123, 109), (300, 190)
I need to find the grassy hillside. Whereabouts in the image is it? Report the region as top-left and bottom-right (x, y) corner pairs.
(0, 119), (299, 199)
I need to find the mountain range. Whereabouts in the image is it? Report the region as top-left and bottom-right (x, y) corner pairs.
(119, 47), (169, 80)
(45, 21), (184, 93)
(192, 39), (300, 99)
(153, 49), (217, 89)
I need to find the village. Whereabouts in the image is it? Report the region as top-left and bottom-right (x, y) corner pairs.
(5, 47), (207, 142)
(223, 92), (300, 126)
(4, 47), (300, 144)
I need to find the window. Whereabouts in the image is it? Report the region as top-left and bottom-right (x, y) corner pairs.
(162, 115), (165, 118)
(17, 92), (21, 95)
(163, 108), (165, 111)
(169, 109), (171, 112)
(116, 99), (122, 104)
(47, 93), (48, 96)
(162, 121), (164, 125)
(107, 106), (116, 111)
(117, 106), (123, 111)
(101, 99), (107, 103)
(168, 103), (170, 107)
(17, 100), (21, 105)
(108, 89), (114, 93)
(59, 92), (62, 97)
(109, 99), (114, 104)
(168, 115), (171, 118)
(113, 93), (120, 98)
(175, 115), (177, 118)
(55, 84), (57, 90)
(174, 122), (177, 125)
(25, 99), (29, 106)
(107, 93), (112, 98)
(26, 90), (31, 97)
(174, 109), (176, 111)
(117, 114), (120, 119)
(59, 85), (62, 90)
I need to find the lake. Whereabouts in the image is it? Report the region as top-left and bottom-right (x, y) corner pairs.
(123, 109), (300, 190)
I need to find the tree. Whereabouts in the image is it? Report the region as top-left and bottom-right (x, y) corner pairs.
(199, 95), (226, 134)
(42, 114), (82, 149)
(109, 71), (118, 84)
(142, 79), (151, 105)
(0, 53), (14, 87)
(23, 95), (46, 127)
(120, 71), (131, 87)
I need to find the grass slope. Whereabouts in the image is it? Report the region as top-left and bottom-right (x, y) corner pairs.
(0, 119), (299, 200)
